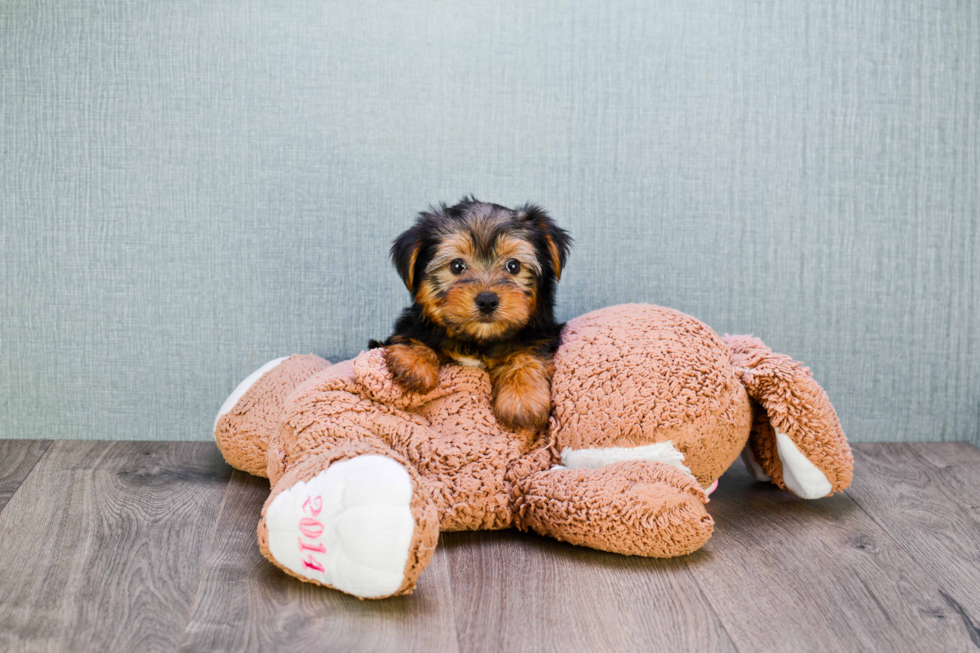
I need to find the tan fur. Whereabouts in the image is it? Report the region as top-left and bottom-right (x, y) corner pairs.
(384, 340), (440, 393)
(488, 350), (553, 431)
(466, 210), (510, 250)
(404, 247), (419, 292)
(493, 234), (542, 276)
(544, 234), (563, 280)
(427, 230), (477, 272)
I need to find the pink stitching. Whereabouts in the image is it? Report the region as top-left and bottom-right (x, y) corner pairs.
(298, 494), (327, 570)
(302, 496), (323, 516)
(301, 554), (326, 572)
(299, 517), (324, 539)
(298, 537), (327, 554)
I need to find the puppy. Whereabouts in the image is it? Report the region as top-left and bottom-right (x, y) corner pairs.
(370, 198), (572, 431)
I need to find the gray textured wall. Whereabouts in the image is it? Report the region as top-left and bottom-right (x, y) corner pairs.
(1, 1), (978, 444)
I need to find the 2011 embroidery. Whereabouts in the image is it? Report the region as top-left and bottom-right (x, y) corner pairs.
(299, 495), (326, 572)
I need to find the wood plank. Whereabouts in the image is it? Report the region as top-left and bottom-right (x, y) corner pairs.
(685, 456), (976, 653)
(444, 529), (737, 653)
(906, 441), (980, 475)
(0, 441), (232, 653)
(179, 470), (460, 653)
(0, 440), (52, 512)
(845, 443), (980, 642)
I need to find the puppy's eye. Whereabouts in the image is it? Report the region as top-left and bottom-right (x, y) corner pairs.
(450, 259), (466, 275)
(505, 259), (521, 274)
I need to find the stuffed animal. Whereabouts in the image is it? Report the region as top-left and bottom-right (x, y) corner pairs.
(214, 303), (852, 599)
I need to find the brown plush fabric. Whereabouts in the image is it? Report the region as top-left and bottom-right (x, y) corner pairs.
(215, 304), (853, 598)
(723, 334), (853, 493)
(269, 351), (554, 532)
(516, 461), (714, 557)
(214, 354), (332, 477)
(551, 304), (753, 486)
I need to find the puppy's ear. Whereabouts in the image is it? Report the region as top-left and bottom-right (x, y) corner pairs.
(390, 224), (424, 292)
(518, 203), (572, 281)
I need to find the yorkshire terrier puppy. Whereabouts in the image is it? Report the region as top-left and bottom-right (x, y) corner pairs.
(370, 198), (572, 431)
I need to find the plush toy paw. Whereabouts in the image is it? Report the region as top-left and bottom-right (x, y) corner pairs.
(262, 455), (423, 599)
(384, 342), (440, 393)
(742, 432), (833, 499)
(725, 334), (853, 498)
(518, 460), (714, 557)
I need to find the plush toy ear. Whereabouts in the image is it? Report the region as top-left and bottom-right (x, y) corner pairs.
(723, 334), (853, 498)
(518, 203), (572, 281)
(390, 224), (424, 292)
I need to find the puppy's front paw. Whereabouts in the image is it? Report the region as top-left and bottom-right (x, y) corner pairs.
(492, 376), (552, 431)
(384, 343), (440, 393)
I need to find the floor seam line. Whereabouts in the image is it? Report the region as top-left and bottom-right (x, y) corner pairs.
(173, 463), (237, 653)
(904, 440), (980, 471)
(440, 533), (464, 653)
(0, 440), (55, 519)
(679, 557), (745, 653)
(842, 452), (975, 647)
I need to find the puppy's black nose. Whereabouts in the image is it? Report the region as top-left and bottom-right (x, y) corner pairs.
(475, 292), (499, 314)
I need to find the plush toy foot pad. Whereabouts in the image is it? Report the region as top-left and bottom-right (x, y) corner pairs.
(774, 432), (833, 499)
(742, 433), (834, 499)
(264, 455), (417, 598)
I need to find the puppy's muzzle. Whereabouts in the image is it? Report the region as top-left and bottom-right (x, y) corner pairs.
(475, 292), (499, 315)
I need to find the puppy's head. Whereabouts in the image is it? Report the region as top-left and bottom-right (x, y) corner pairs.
(391, 198), (571, 342)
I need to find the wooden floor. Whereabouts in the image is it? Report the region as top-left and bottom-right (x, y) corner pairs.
(0, 441), (978, 652)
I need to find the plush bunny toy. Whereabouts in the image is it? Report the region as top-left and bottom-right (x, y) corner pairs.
(214, 304), (852, 599)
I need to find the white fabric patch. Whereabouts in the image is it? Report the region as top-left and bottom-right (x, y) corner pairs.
(265, 455), (415, 599)
(560, 441), (693, 477)
(775, 431), (833, 499)
(740, 446), (771, 482)
(213, 356), (289, 434)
